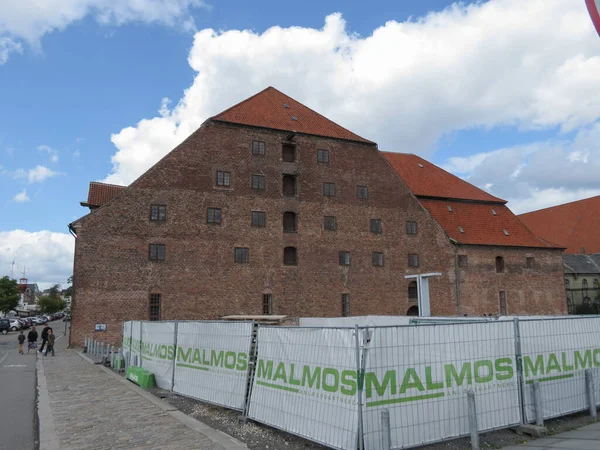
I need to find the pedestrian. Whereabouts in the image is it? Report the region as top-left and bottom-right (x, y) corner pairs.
(46, 329), (55, 357)
(27, 326), (38, 354)
(17, 330), (25, 355)
(39, 324), (51, 353)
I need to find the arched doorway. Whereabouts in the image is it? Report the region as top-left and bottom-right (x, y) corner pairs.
(407, 306), (419, 316)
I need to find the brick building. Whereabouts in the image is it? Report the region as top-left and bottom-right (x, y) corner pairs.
(69, 87), (566, 346)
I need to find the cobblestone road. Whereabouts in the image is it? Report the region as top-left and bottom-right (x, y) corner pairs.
(41, 337), (232, 449)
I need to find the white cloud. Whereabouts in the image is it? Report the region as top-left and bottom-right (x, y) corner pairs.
(0, 0), (206, 64)
(104, 0), (600, 185)
(0, 230), (74, 289)
(13, 190), (30, 203)
(26, 165), (59, 183)
(37, 144), (59, 163)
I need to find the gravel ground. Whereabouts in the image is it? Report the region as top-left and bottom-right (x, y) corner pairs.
(148, 386), (598, 450)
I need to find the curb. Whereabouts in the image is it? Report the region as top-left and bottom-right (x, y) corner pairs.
(76, 352), (248, 450)
(37, 355), (60, 450)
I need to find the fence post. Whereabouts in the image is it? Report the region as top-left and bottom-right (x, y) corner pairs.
(354, 325), (364, 450)
(139, 322), (144, 368)
(513, 318), (526, 424)
(585, 370), (597, 418)
(467, 390), (480, 450)
(129, 321), (133, 367)
(242, 321), (258, 420)
(533, 381), (543, 426)
(171, 321), (179, 392)
(381, 409), (391, 450)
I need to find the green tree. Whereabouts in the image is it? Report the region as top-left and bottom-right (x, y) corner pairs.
(0, 276), (20, 315)
(38, 296), (66, 314)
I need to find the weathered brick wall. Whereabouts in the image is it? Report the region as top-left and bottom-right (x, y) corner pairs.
(70, 122), (456, 346)
(455, 246), (567, 316)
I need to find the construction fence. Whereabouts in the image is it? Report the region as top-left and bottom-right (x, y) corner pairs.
(115, 316), (600, 450)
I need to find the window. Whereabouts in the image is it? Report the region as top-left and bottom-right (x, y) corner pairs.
(323, 182), (336, 197)
(594, 280), (599, 289)
(317, 149), (329, 164)
(282, 144), (296, 162)
(372, 252), (384, 266)
(357, 185), (368, 200)
(149, 294), (161, 321)
(339, 251), (351, 266)
(408, 253), (419, 267)
(458, 255), (468, 268)
(324, 216), (337, 231)
(251, 211), (266, 227)
(150, 205), (166, 222)
(216, 171), (231, 187)
(283, 212), (297, 233)
(341, 294), (350, 317)
(583, 279), (588, 289)
(526, 257), (534, 268)
(584, 297), (591, 305)
(207, 208), (221, 225)
(495, 256), (504, 273)
(565, 278), (570, 289)
(234, 247), (249, 263)
(284, 247), (297, 266)
(408, 281), (418, 301)
(252, 140), (265, 156)
(499, 291), (507, 315)
(370, 219), (382, 234)
(263, 294), (272, 315)
(283, 175), (296, 197)
(149, 244), (165, 261)
(406, 221), (417, 235)
(252, 174), (265, 190)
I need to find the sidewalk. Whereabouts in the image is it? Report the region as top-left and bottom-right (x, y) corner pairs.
(501, 421), (600, 449)
(38, 331), (247, 449)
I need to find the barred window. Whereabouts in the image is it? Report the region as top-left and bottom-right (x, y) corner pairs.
(341, 294), (350, 317)
(324, 216), (337, 231)
(317, 149), (329, 164)
(207, 208), (221, 225)
(149, 244), (165, 261)
(370, 219), (382, 234)
(216, 171), (231, 187)
(406, 221), (417, 235)
(339, 251), (351, 266)
(283, 212), (297, 233)
(252, 140), (265, 156)
(284, 247), (297, 266)
(372, 252), (384, 266)
(252, 174), (265, 190)
(283, 175), (296, 197)
(499, 291), (507, 315)
(234, 247), (249, 263)
(357, 185), (368, 200)
(150, 205), (166, 222)
(458, 255), (468, 267)
(323, 182), (336, 197)
(282, 144), (296, 162)
(251, 211), (266, 227)
(149, 294), (161, 321)
(408, 281), (418, 301)
(263, 294), (272, 315)
(408, 253), (419, 267)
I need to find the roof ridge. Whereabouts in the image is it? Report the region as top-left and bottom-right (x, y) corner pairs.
(90, 181), (126, 189)
(519, 194), (600, 216)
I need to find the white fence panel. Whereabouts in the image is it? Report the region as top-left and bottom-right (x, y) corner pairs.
(140, 321), (176, 390)
(520, 317), (600, 421)
(122, 321), (132, 366)
(173, 321), (253, 410)
(247, 327), (358, 450)
(131, 320), (142, 366)
(363, 322), (521, 450)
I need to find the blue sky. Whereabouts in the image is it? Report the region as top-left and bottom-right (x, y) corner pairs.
(1, 0), (599, 287)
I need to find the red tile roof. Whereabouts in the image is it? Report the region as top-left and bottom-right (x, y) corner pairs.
(383, 152), (506, 203)
(420, 199), (560, 248)
(519, 195), (600, 254)
(86, 182), (125, 207)
(211, 87), (374, 144)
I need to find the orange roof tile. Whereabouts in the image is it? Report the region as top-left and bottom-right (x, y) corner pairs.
(519, 195), (600, 254)
(211, 87), (374, 144)
(420, 199), (560, 248)
(383, 152), (505, 203)
(86, 182), (125, 207)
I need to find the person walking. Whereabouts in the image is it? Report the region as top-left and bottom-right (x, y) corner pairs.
(27, 326), (38, 354)
(17, 330), (25, 355)
(46, 329), (55, 356)
(39, 324), (51, 353)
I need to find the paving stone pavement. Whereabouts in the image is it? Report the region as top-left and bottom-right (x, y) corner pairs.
(40, 336), (235, 450)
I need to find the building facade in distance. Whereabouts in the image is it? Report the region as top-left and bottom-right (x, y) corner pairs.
(564, 254), (600, 313)
(69, 87), (566, 346)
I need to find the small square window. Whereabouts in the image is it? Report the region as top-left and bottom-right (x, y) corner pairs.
(406, 221), (417, 235)
(458, 255), (468, 268)
(149, 294), (161, 321)
(372, 252), (384, 266)
(252, 140), (265, 156)
(323, 182), (336, 197)
(252, 211), (266, 227)
(317, 149), (329, 164)
(263, 294), (272, 315)
(149, 244), (165, 261)
(357, 185), (368, 200)
(234, 247), (249, 264)
(217, 171), (231, 187)
(370, 219), (382, 234)
(252, 174), (265, 190)
(408, 253), (419, 267)
(207, 208), (221, 225)
(324, 216), (337, 231)
(526, 257), (534, 268)
(339, 251), (351, 266)
(150, 205), (167, 222)
(341, 294), (350, 317)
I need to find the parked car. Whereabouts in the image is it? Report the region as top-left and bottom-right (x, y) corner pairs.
(0, 318), (10, 334)
(9, 319), (21, 331)
(32, 317), (46, 325)
(17, 319), (29, 329)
